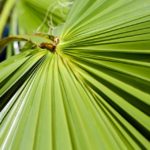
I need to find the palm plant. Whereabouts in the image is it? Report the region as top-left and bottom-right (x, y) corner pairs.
(0, 0), (150, 149)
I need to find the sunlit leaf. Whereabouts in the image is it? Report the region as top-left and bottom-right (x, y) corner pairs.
(0, 0), (150, 149)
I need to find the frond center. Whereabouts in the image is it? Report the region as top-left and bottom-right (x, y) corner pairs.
(39, 37), (59, 53)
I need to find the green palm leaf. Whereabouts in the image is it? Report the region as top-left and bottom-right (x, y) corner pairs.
(16, 0), (72, 34)
(0, 0), (150, 149)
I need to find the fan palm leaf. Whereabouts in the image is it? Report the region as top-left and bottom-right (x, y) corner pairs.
(0, 0), (150, 149)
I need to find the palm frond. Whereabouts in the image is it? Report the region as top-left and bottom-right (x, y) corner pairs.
(0, 0), (150, 149)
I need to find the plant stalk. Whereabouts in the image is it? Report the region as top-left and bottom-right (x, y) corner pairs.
(0, 0), (16, 38)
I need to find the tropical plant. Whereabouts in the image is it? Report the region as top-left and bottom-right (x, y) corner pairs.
(0, 0), (150, 149)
